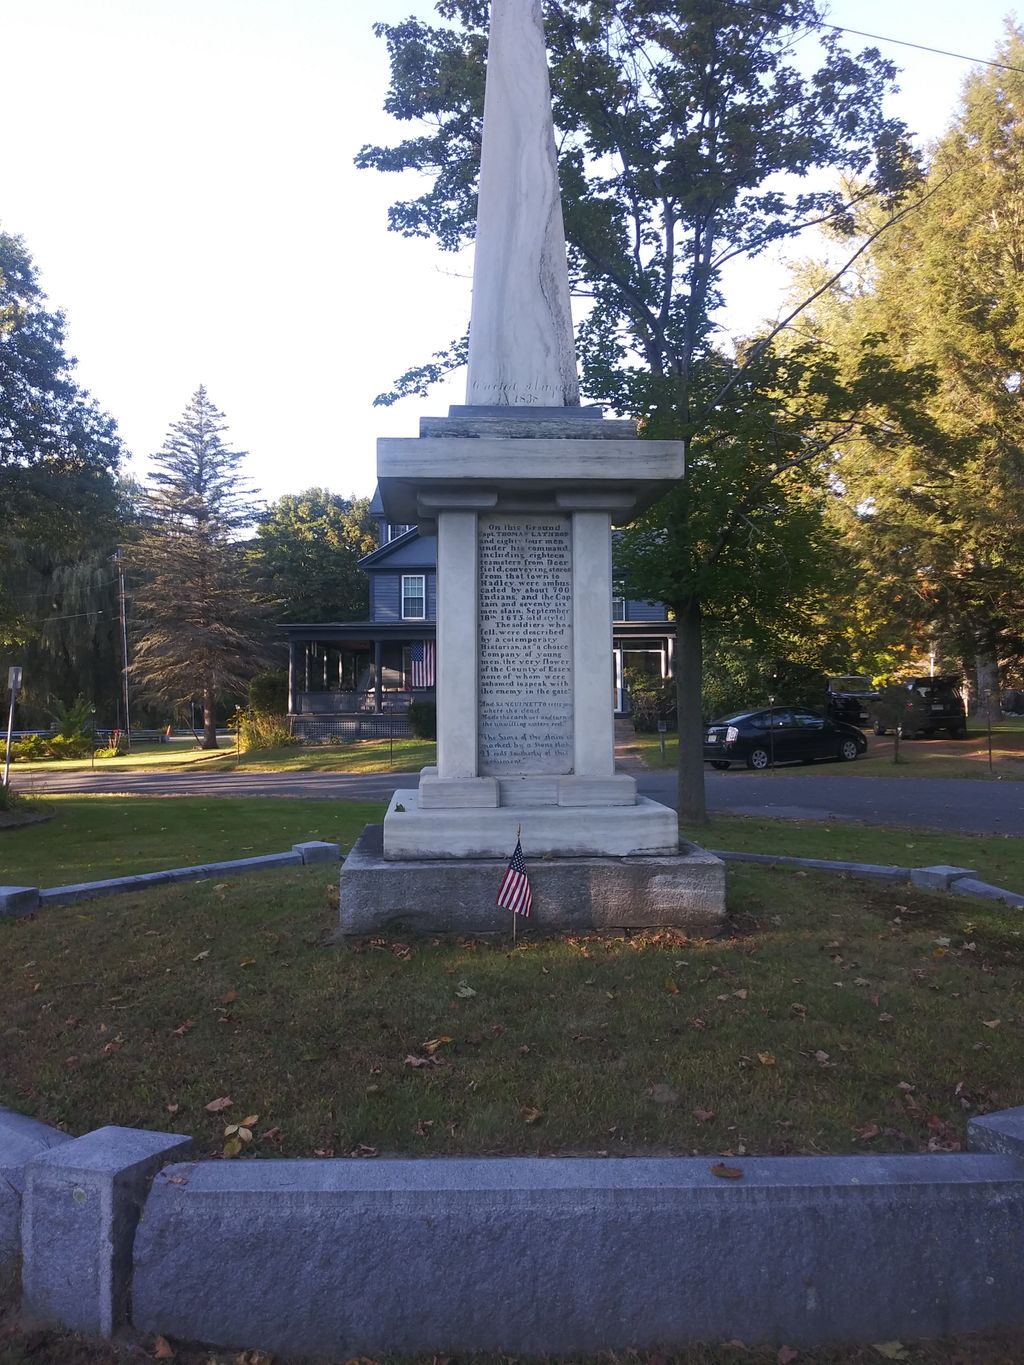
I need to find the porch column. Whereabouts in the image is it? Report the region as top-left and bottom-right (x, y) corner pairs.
(373, 640), (383, 714)
(667, 636), (675, 678)
(287, 641), (297, 714)
(304, 647), (310, 692)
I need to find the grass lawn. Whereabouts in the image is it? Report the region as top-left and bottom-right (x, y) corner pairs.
(629, 723), (1024, 780)
(7, 735), (436, 776)
(683, 814), (1024, 896)
(0, 796), (385, 887)
(3, 862), (1022, 1163)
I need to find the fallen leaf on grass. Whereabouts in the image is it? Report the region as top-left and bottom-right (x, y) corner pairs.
(778, 1347), (799, 1364)
(789, 1002), (807, 1017)
(152, 1336), (175, 1359)
(204, 1096), (232, 1114)
(239, 958), (256, 968)
(733, 989), (748, 1000)
(415, 1120), (435, 1137)
(983, 1019), (1002, 1029)
(878, 1013), (894, 1023)
(664, 978), (679, 995)
(218, 989), (237, 1005)
(520, 1106), (542, 1124)
(404, 1054), (439, 1069)
(757, 1052), (777, 1067)
(454, 981), (476, 998)
(897, 1081), (915, 1093)
(420, 1036), (453, 1055)
(171, 1020), (195, 1037)
(854, 1123), (881, 1142)
(693, 1108), (715, 1123)
(710, 1162), (743, 1179)
(192, 951), (210, 963)
(814, 1050), (831, 1066)
(873, 1344), (908, 1361)
(165, 1103), (179, 1115)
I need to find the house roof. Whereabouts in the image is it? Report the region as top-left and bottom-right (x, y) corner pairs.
(358, 527), (435, 568)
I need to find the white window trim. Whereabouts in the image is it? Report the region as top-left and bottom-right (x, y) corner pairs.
(401, 573), (426, 620)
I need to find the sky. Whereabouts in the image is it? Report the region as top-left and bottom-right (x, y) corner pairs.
(3, 0), (1019, 504)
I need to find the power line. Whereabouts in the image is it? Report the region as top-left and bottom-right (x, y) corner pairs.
(720, 0), (1024, 76)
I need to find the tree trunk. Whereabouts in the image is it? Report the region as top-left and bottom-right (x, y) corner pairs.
(674, 596), (707, 827)
(202, 683), (219, 750)
(974, 654), (999, 717)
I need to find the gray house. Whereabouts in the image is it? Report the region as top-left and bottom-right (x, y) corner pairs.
(282, 491), (674, 735)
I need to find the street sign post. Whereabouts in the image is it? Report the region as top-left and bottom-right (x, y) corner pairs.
(4, 665), (23, 788)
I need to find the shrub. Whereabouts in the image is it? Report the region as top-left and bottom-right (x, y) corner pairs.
(46, 734), (92, 760)
(10, 735), (50, 762)
(237, 707), (296, 753)
(248, 671), (289, 714)
(405, 699), (437, 740)
(624, 671), (676, 732)
(48, 695), (95, 739)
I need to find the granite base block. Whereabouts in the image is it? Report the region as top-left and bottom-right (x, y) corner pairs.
(967, 1106), (1024, 1158)
(132, 1153), (1024, 1357)
(21, 1126), (193, 1337)
(339, 824), (725, 935)
(0, 1110), (72, 1283)
(0, 887), (41, 918)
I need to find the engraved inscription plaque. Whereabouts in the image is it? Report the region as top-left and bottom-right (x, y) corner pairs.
(478, 514), (573, 775)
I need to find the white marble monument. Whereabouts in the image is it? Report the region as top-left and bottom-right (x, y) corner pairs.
(339, 0), (724, 930)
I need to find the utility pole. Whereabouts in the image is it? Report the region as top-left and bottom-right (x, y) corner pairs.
(116, 550), (131, 748)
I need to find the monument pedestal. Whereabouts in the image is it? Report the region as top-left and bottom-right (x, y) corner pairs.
(339, 824), (725, 937)
(337, 412), (727, 935)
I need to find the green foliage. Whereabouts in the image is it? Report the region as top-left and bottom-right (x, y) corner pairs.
(249, 489), (377, 622)
(48, 694), (94, 739)
(248, 670), (288, 714)
(236, 707), (296, 753)
(405, 699), (437, 739)
(799, 25), (1024, 678)
(1, 732), (92, 762)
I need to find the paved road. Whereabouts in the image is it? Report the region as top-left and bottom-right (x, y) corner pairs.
(12, 766), (1023, 835)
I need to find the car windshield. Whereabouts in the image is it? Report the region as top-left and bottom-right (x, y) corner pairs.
(830, 676), (872, 693)
(909, 679), (960, 699)
(710, 712), (754, 725)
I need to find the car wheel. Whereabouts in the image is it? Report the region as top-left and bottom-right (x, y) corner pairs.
(872, 721), (886, 736)
(949, 726), (967, 739)
(837, 738), (860, 762)
(746, 746), (771, 770)
(709, 760), (730, 770)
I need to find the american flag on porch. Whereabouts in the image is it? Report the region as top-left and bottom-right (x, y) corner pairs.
(410, 640), (435, 689)
(496, 835), (532, 918)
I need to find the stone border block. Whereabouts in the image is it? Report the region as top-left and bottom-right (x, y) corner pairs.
(968, 1106), (1024, 1158)
(950, 878), (1024, 909)
(0, 1110), (71, 1283)
(714, 850), (910, 881)
(133, 1152), (1024, 1357)
(291, 841), (341, 865)
(910, 865), (977, 891)
(39, 852), (304, 907)
(0, 886), (41, 918)
(22, 1125), (192, 1336)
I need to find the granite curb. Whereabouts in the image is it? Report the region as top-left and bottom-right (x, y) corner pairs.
(0, 1110), (71, 1284)
(0, 842), (341, 918)
(712, 849), (1022, 905)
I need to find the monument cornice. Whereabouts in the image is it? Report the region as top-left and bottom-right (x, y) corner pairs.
(377, 435), (684, 525)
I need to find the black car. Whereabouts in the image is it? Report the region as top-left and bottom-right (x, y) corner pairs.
(870, 675), (967, 739)
(703, 706), (868, 770)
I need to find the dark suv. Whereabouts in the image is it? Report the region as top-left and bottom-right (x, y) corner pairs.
(871, 676), (967, 739)
(825, 675), (878, 726)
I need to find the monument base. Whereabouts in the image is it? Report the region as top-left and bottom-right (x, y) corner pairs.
(337, 824), (726, 936)
(382, 790), (679, 859)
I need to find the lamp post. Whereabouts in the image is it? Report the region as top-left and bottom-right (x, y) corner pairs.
(90, 705), (97, 773)
(3, 666), (22, 789)
(768, 694), (776, 772)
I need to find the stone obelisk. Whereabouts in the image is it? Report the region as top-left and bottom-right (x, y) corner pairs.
(339, 0), (725, 934)
(465, 0), (579, 408)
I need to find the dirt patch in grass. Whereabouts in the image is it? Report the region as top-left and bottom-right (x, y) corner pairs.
(2, 864), (1022, 1161)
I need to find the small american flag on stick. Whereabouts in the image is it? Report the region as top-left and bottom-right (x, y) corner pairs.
(496, 833), (532, 918)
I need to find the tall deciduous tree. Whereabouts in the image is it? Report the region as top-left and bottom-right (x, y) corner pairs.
(0, 229), (124, 647)
(249, 489), (377, 623)
(798, 27), (1024, 701)
(130, 388), (266, 748)
(358, 0), (920, 820)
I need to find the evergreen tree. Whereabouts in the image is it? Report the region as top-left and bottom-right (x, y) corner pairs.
(129, 388), (266, 748)
(799, 25), (1024, 698)
(358, 0), (920, 821)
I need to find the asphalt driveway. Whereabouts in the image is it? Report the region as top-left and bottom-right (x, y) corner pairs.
(10, 766), (1022, 836)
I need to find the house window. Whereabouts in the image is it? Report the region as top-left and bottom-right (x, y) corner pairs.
(402, 574), (426, 620)
(386, 523), (413, 543)
(612, 594), (627, 620)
